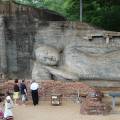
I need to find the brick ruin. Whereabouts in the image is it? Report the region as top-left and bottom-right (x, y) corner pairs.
(0, 80), (111, 115)
(3, 80), (92, 101)
(80, 89), (111, 115)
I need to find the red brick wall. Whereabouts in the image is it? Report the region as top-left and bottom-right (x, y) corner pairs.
(3, 80), (94, 101)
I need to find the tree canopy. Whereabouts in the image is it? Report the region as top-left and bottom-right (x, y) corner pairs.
(83, 0), (120, 31)
(6, 0), (120, 31)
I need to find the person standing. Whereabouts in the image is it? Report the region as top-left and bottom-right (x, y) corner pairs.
(20, 80), (27, 104)
(4, 91), (14, 120)
(30, 80), (39, 106)
(13, 79), (20, 105)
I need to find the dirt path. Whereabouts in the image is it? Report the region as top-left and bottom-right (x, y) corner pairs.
(13, 101), (120, 120)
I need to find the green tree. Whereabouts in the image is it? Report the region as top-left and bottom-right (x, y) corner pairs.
(62, 0), (80, 20)
(83, 0), (120, 31)
(12, 0), (120, 31)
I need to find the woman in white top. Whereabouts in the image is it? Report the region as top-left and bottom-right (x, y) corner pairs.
(30, 80), (39, 106)
(4, 92), (14, 119)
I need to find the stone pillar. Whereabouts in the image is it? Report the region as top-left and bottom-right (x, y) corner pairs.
(0, 15), (7, 74)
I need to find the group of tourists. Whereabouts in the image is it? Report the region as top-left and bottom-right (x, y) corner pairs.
(13, 79), (39, 106)
(13, 79), (27, 105)
(0, 79), (39, 120)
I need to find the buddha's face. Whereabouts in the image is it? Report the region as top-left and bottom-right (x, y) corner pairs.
(35, 45), (60, 65)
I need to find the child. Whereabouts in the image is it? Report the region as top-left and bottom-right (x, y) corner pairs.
(4, 92), (14, 120)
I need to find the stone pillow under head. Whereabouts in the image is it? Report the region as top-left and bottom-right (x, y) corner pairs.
(35, 45), (60, 66)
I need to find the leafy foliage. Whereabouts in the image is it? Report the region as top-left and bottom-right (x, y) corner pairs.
(12, 0), (120, 31)
(62, 0), (80, 20)
(83, 0), (120, 31)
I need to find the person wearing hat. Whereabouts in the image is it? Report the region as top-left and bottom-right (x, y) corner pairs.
(30, 80), (39, 106)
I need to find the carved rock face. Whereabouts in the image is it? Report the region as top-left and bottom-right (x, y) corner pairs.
(31, 22), (120, 81)
(0, 16), (3, 27)
(32, 62), (51, 80)
(64, 44), (120, 80)
(35, 45), (60, 66)
(32, 42), (120, 81)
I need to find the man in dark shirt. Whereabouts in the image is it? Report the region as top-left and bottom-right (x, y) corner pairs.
(20, 80), (27, 104)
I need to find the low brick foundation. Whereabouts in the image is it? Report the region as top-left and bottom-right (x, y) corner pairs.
(3, 80), (94, 101)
